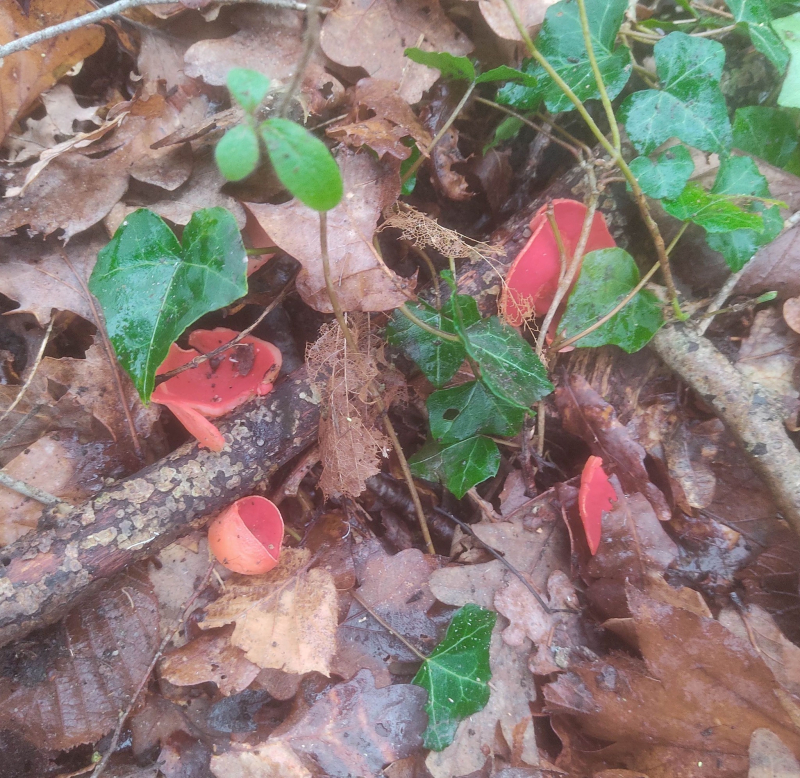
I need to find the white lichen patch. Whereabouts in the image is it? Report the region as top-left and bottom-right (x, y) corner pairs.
(82, 527), (118, 549)
(154, 467), (178, 492)
(120, 479), (155, 505)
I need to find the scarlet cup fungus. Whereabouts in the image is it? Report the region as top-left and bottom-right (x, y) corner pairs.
(152, 328), (282, 452)
(578, 456), (617, 555)
(208, 495), (284, 575)
(501, 199), (617, 327)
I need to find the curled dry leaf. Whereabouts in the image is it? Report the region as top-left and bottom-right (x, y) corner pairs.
(0, 0), (104, 145)
(248, 149), (413, 313)
(422, 85), (472, 202)
(0, 572), (159, 751)
(320, 0), (473, 105)
(200, 548), (338, 676)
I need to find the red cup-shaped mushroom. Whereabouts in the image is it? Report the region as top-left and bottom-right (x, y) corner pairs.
(152, 328), (282, 452)
(208, 496), (284, 575)
(501, 199), (617, 327)
(578, 456), (617, 555)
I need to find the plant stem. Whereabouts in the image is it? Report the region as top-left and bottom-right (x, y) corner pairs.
(350, 591), (427, 661)
(0, 470), (59, 506)
(276, 0), (323, 118)
(401, 81), (476, 186)
(0, 318), (53, 427)
(398, 304), (460, 342)
(319, 213), (436, 555)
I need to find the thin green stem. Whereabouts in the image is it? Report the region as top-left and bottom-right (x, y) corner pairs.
(398, 303), (460, 342)
(666, 222), (689, 255)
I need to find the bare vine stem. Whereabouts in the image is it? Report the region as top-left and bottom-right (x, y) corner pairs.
(276, 0), (323, 118)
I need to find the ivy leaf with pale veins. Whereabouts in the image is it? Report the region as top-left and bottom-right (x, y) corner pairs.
(559, 248), (664, 353)
(413, 604), (496, 751)
(661, 183), (766, 233)
(724, 0), (789, 72)
(427, 380), (525, 444)
(773, 12), (800, 108)
(733, 106), (800, 171)
(629, 144), (694, 200)
(89, 208), (248, 403)
(705, 155), (784, 271)
(409, 436), (500, 498)
(497, 0), (631, 113)
(620, 33), (732, 154)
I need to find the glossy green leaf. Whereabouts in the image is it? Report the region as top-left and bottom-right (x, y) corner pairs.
(725, 0), (789, 70)
(733, 106), (800, 170)
(705, 155), (784, 270)
(428, 380), (525, 444)
(475, 65), (539, 88)
(215, 124), (260, 182)
(226, 68), (271, 113)
(774, 13), (800, 107)
(404, 48), (476, 81)
(497, 0), (631, 113)
(662, 183), (765, 232)
(410, 435), (501, 498)
(400, 139), (421, 195)
(459, 316), (554, 410)
(413, 604), (495, 751)
(619, 33), (732, 154)
(259, 118), (343, 211)
(386, 296), (479, 388)
(559, 248), (664, 353)
(484, 116), (524, 153)
(629, 144), (694, 200)
(89, 208), (249, 403)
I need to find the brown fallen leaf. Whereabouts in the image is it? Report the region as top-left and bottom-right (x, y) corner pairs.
(662, 418), (722, 513)
(544, 586), (800, 778)
(283, 669), (427, 778)
(320, 0), (473, 105)
(469, 0), (558, 41)
(785, 298), (800, 335)
(185, 7), (344, 116)
(200, 548), (338, 675)
(0, 572), (159, 750)
(210, 740), (312, 778)
(750, 729), (800, 778)
(0, 0), (104, 145)
(422, 85), (472, 201)
(247, 148), (414, 312)
(556, 374), (671, 522)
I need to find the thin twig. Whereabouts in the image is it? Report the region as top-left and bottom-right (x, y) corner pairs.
(155, 274), (297, 385)
(90, 562), (216, 778)
(0, 403), (43, 451)
(398, 304), (460, 342)
(696, 268), (746, 336)
(0, 470), (60, 506)
(0, 0), (317, 60)
(350, 590), (427, 661)
(276, 0), (323, 118)
(0, 318), (54, 426)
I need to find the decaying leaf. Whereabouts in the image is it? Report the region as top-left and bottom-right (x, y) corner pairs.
(210, 740), (312, 778)
(320, 0), (473, 105)
(200, 548), (338, 676)
(749, 729), (800, 778)
(0, 572), (159, 750)
(247, 149), (413, 312)
(469, 0), (558, 41)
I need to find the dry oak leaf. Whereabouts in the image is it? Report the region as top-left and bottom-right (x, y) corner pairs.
(247, 148), (414, 312)
(749, 729), (800, 778)
(200, 548), (338, 676)
(320, 0), (473, 105)
(544, 586), (800, 778)
(467, 0), (558, 41)
(0, 572), (159, 751)
(0, 0), (104, 145)
(284, 669), (427, 778)
(211, 740), (312, 778)
(185, 7), (344, 116)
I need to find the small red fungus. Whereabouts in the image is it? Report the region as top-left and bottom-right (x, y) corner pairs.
(578, 455), (617, 555)
(208, 495), (284, 575)
(152, 328), (282, 452)
(501, 199), (617, 327)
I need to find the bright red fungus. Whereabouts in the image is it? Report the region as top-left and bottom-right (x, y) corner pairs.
(208, 495), (284, 575)
(501, 199), (617, 327)
(578, 455), (617, 555)
(152, 328), (282, 452)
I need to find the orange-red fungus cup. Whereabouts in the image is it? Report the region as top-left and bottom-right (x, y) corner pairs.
(208, 496), (284, 575)
(578, 456), (617, 555)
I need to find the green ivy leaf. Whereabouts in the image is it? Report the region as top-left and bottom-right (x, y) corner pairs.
(773, 12), (800, 107)
(497, 0), (631, 113)
(458, 316), (554, 410)
(428, 380), (525, 444)
(733, 106), (800, 170)
(410, 436), (501, 498)
(413, 604), (496, 751)
(629, 144), (694, 199)
(559, 248), (664, 352)
(705, 155), (784, 270)
(226, 68), (271, 113)
(215, 124), (260, 182)
(662, 182), (765, 232)
(484, 116), (524, 154)
(724, 0), (790, 71)
(619, 32), (732, 154)
(386, 296), (480, 388)
(89, 208), (249, 403)
(404, 48), (476, 81)
(259, 118), (343, 211)
(400, 139), (421, 195)
(475, 65), (539, 88)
